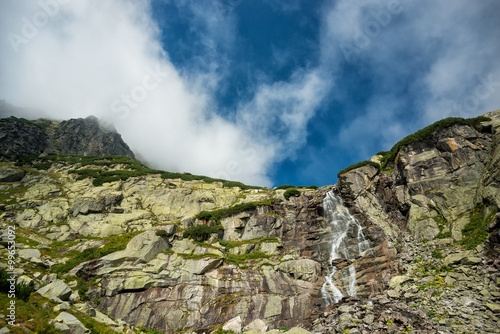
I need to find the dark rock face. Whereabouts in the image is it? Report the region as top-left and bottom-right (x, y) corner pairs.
(0, 117), (48, 158)
(45, 116), (134, 157)
(0, 116), (135, 159)
(0, 166), (26, 182)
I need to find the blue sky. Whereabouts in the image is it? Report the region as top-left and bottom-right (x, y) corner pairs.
(1, 0), (500, 187)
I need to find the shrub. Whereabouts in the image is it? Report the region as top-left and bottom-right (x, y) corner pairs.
(182, 225), (222, 242)
(195, 199), (276, 222)
(284, 188), (301, 200)
(275, 185), (295, 190)
(224, 251), (270, 265)
(52, 232), (138, 273)
(195, 211), (215, 221)
(155, 230), (169, 237)
(337, 160), (380, 178)
(307, 185), (319, 189)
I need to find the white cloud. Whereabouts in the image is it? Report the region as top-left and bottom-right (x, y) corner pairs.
(320, 0), (500, 154)
(0, 0), (329, 187)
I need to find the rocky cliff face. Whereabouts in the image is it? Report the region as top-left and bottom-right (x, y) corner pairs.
(0, 111), (499, 334)
(0, 116), (135, 159)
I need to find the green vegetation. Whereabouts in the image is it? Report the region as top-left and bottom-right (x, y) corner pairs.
(182, 225), (222, 242)
(460, 203), (497, 250)
(279, 327), (289, 331)
(431, 249), (444, 259)
(337, 160), (380, 178)
(275, 185), (295, 190)
(155, 230), (169, 237)
(0, 293), (64, 333)
(137, 327), (165, 334)
(51, 231), (139, 273)
(212, 329), (236, 334)
(0, 268), (34, 302)
(195, 199), (276, 222)
(14, 153), (262, 190)
(224, 251), (270, 265)
(283, 188), (301, 200)
(379, 116), (491, 169)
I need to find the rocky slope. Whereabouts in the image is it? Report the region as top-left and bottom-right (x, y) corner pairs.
(0, 116), (135, 159)
(0, 111), (499, 334)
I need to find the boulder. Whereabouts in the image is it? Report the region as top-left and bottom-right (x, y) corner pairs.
(243, 319), (268, 332)
(17, 275), (35, 288)
(72, 198), (105, 216)
(100, 230), (169, 265)
(0, 167), (25, 182)
(223, 316), (242, 334)
(389, 275), (409, 289)
(184, 258), (223, 275)
(18, 248), (41, 260)
(53, 312), (90, 334)
(36, 279), (72, 302)
(486, 303), (500, 314)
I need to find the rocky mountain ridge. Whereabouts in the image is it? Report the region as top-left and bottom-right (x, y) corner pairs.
(0, 110), (499, 334)
(0, 116), (135, 160)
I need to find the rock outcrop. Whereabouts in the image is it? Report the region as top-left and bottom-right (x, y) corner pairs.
(0, 115), (134, 159)
(338, 111), (500, 243)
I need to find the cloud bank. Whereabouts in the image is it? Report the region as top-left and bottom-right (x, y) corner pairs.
(0, 0), (329, 186)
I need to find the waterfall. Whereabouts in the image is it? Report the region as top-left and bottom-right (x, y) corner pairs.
(321, 191), (371, 305)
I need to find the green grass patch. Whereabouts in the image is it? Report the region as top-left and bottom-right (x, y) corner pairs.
(51, 231), (139, 273)
(0, 293), (64, 333)
(460, 203), (498, 250)
(224, 251), (270, 265)
(14, 153), (262, 190)
(275, 185), (295, 190)
(182, 224), (222, 242)
(212, 329), (236, 334)
(195, 199), (276, 222)
(432, 249), (444, 259)
(337, 160), (380, 178)
(380, 116), (490, 169)
(0, 268), (35, 302)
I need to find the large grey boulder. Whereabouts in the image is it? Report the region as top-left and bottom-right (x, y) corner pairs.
(100, 230), (169, 265)
(36, 279), (72, 302)
(0, 167), (26, 182)
(243, 319), (268, 332)
(53, 312), (90, 334)
(18, 248), (41, 260)
(223, 316), (242, 334)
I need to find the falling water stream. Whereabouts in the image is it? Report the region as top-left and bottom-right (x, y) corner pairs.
(321, 191), (371, 305)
